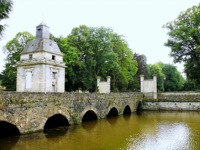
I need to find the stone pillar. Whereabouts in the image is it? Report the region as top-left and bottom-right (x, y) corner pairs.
(140, 75), (157, 99)
(107, 76), (111, 93)
(97, 76), (101, 92)
(97, 76), (101, 85)
(107, 76), (111, 83)
(153, 75), (157, 99)
(140, 75), (144, 92)
(97, 76), (111, 93)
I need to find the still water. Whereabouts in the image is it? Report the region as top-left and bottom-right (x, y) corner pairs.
(1, 111), (200, 150)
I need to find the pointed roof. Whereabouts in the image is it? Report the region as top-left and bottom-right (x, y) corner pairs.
(21, 38), (62, 55)
(37, 21), (49, 27)
(21, 23), (61, 55)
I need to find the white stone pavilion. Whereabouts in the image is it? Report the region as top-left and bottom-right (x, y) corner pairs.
(16, 22), (65, 92)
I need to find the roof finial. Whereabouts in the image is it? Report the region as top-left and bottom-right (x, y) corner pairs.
(38, 20), (48, 27)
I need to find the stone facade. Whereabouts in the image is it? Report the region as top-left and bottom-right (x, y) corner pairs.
(16, 22), (65, 92)
(140, 75), (157, 99)
(97, 76), (111, 93)
(0, 92), (143, 134)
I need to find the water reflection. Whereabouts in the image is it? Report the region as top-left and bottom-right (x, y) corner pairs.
(82, 120), (98, 131)
(123, 114), (131, 121)
(107, 116), (119, 126)
(44, 126), (68, 139)
(127, 123), (190, 150)
(0, 136), (19, 150)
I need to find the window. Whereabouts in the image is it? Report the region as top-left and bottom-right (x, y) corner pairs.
(52, 55), (55, 60)
(52, 85), (56, 92)
(25, 72), (32, 89)
(52, 72), (57, 79)
(29, 54), (32, 60)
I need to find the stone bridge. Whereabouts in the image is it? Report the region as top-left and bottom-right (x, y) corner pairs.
(0, 92), (143, 137)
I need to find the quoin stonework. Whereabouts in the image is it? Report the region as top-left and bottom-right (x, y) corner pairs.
(16, 22), (65, 92)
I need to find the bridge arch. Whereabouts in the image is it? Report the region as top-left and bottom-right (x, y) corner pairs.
(82, 110), (98, 122)
(44, 113), (70, 131)
(123, 105), (131, 115)
(81, 107), (98, 122)
(106, 107), (118, 117)
(0, 120), (20, 138)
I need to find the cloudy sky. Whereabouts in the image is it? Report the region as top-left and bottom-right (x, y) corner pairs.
(0, 0), (199, 74)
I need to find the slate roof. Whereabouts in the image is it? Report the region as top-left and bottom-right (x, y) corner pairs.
(21, 38), (62, 55)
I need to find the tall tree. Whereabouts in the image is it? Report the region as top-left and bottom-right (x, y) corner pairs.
(164, 4), (200, 84)
(183, 79), (199, 91)
(67, 25), (137, 92)
(1, 32), (34, 90)
(148, 62), (185, 92)
(111, 33), (137, 91)
(160, 63), (185, 91)
(132, 53), (149, 91)
(0, 0), (13, 39)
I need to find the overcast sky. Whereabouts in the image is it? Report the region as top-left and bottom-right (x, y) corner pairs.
(0, 0), (200, 74)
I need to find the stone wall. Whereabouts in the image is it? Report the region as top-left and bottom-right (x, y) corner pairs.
(0, 92), (143, 134)
(143, 101), (200, 111)
(158, 92), (200, 101)
(143, 92), (200, 111)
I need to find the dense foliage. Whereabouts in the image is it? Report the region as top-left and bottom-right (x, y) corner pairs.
(148, 63), (185, 92)
(0, 0), (13, 39)
(159, 63), (185, 91)
(61, 25), (137, 92)
(164, 4), (200, 85)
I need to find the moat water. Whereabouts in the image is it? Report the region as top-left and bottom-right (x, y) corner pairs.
(1, 111), (200, 150)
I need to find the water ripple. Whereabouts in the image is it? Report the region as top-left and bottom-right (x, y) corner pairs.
(127, 122), (191, 150)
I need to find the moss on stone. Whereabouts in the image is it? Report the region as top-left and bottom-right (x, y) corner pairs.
(71, 113), (81, 125)
(143, 97), (158, 102)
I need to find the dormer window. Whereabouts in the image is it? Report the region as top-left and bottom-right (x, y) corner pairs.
(29, 54), (32, 60)
(52, 55), (55, 60)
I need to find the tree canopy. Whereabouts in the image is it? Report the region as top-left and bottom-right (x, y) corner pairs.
(160, 63), (185, 91)
(64, 25), (137, 92)
(164, 4), (200, 84)
(147, 62), (185, 92)
(0, 0), (13, 39)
